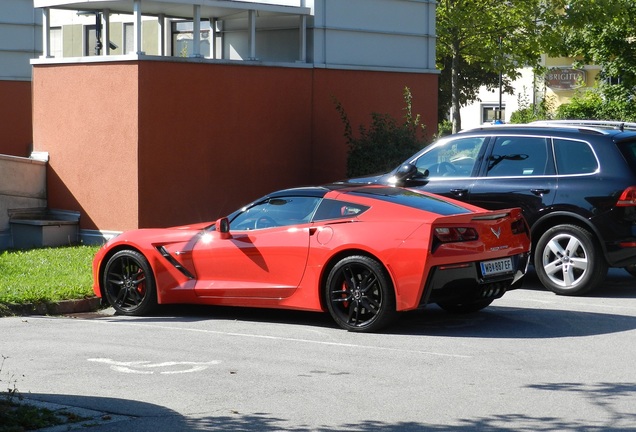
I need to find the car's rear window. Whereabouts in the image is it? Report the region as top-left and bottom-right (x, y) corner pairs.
(349, 187), (471, 215)
(618, 140), (636, 172)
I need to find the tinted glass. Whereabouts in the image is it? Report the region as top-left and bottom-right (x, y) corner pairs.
(313, 199), (370, 221)
(553, 139), (599, 175)
(230, 197), (321, 230)
(486, 136), (550, 177)
(617, 140), (636, 173)
(414, 137), (486, 177)
(350, 187), (471, 215)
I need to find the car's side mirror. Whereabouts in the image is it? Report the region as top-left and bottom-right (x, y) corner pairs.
(216, 217), (231, 239)
(389, 163), (427, 185)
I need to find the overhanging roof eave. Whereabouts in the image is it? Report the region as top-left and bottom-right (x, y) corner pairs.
(33, 0), (311, 19)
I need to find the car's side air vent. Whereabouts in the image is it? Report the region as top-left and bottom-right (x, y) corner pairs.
(156, 246), (195, 279)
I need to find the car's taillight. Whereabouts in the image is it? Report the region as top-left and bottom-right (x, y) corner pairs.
(434, 227), (479, 243)
(617, 186), (636, 207)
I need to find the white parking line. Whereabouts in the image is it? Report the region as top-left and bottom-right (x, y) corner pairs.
(84, 319), (472, 359)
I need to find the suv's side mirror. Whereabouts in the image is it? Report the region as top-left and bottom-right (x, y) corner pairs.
(389, 163), (427, 185)
(216, 217), (231, 239)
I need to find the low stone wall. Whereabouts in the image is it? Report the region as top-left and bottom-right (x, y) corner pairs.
(0, 154), (47, 249)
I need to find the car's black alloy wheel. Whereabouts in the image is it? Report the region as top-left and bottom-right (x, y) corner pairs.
(534, 224), (608, 296)
(103, 250), (158, 315)
(325, 255), (396, 332)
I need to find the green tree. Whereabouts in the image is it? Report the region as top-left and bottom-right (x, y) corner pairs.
(437, 0), (547, 132)
(543, 0), (636, 88)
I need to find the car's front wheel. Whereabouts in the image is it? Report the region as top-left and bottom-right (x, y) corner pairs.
(534, 224), (607, 296)
(103, 250), (158, 315)
(325, 255), (396, 332)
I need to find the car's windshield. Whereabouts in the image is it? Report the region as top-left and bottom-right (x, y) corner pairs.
(413, 136), (486, 177)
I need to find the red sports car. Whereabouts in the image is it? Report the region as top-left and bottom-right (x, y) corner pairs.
(92, 184), (531, 332)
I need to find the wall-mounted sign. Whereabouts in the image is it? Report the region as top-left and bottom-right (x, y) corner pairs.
(545, 68), (587, 90)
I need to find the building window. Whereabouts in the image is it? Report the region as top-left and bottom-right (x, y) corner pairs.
(482, 105), (505, 124)
(50, 27), (62, 58)
(85, 25), (99, 56)
(171, 20), (211, 57)
(123, 23), (134, 54)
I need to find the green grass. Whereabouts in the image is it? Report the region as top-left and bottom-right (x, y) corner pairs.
(0, 248), (99, 431)
(0, 246), (100, 305)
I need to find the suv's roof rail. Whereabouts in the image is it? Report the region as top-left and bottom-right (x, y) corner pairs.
(530, 120), (636, 133)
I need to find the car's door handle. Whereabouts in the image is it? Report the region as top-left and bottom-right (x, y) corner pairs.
(450, 189), (469, 197)
(531, 189), (550, 196)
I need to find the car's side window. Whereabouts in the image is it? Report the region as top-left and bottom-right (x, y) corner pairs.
(312, 199), (369, 221)
(230, 197), (321, 230)
(414, 137), (486, 178)
(553, 138), (599, 175)
(486, 136), (550, 177)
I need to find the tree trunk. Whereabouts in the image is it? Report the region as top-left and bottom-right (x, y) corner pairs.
(451, 43), (462, 134)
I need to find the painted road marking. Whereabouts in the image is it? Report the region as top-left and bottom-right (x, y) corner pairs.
(88, 358), (221, 374)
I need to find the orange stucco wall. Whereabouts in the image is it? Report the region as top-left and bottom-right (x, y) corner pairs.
(33, 63), (140, 231)
(136, 61), (314, 227)
(0, 80), (33, 157)
(311, 68), (439, 184)
(32, 60), (438, 232)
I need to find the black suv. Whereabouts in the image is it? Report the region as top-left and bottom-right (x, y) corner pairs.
(350, 120), (636, 295)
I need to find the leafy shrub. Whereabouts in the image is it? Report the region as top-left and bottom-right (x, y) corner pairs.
(335, 87), (429, 177)
(509, 88), (555, 124)
(555, 84), (636, 122)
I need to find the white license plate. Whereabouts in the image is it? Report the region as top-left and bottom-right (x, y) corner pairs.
(480, 257), (513, 276)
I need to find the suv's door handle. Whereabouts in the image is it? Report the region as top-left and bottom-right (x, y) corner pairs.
(450, 188), (469, 197)
(531, 189), (550, 196)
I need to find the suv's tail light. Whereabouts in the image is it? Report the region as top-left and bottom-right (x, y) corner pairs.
(434, 227), (479, 243)
(616, 186), (636, 207)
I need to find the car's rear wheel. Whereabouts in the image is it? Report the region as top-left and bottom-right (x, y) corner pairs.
(437, 298), (494, 314)
(103, 250), (157, 315)
(325, 255), (396, 332)
(625, 264), (636, 278)
(534, 224), (607, 296)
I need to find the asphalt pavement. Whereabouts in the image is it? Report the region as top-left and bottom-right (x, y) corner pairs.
(2, 267), (636, 431)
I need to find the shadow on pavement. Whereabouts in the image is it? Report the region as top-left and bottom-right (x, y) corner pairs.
(73, 266), (636, 340)
(21, 389), (635, 431)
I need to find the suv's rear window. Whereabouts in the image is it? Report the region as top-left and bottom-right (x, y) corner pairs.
(618, 141), (636, 172)
(554, 139), (599, 175)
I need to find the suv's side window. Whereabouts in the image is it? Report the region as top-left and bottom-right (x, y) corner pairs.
(553, 138), (599, 175)
(414, 137), (486, 178)
(486, 136), (550, 177)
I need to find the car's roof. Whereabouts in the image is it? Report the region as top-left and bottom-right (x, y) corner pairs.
(266, 183), (402, 198)
(460, 120), (636, 140)
(267, 183), (474, 216)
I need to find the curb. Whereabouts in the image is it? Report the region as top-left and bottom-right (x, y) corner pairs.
(17, 397), (132, 431)
(0, 297), (102, 317)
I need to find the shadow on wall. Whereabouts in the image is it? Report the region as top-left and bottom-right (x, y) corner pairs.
(0, 154), (47, 249)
